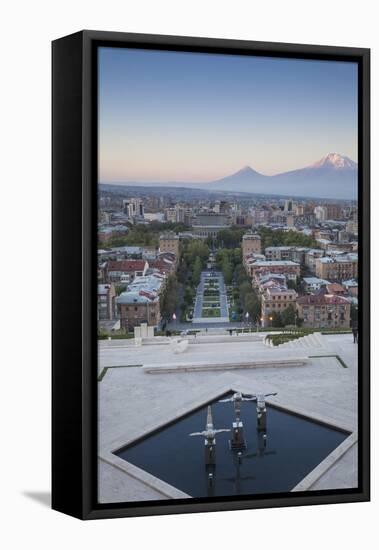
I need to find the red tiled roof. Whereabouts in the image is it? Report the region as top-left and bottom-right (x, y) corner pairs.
(149, 260), (174, 272)
(107, 260), (146, 272)
(326, 283), (346, 293)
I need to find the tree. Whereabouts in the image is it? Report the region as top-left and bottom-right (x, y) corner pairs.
(222, 257), (233, 284)
(177, 258), (189, 284)
(192, 256), (202, 286)
(234, 263), (249, 285)
(216, 228), (244, 249)
(281, 304), (296, 326)
(160, 275), (179, 319)
(233, 248), (242, 265)
(271, 311), (284, 327)
(183, 285), (195, 305)
(257, 227), (318, 250)
(244, 293), (261, 321)
(183, 240), (209, 266)
(239, 281), (252, 304)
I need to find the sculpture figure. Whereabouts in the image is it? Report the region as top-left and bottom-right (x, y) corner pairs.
(249, 393), (277, 431)
(219, 391), (256, 421)
(189, 406), (230, 465)
(219, 392), (256, 450)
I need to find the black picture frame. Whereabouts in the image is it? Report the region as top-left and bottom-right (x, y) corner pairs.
(52, 30), (370, 520)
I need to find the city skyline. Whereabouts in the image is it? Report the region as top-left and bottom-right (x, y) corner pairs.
(99, 47), (358, 184)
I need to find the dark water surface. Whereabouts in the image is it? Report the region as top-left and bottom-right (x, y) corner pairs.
(115, 394), (348, 498)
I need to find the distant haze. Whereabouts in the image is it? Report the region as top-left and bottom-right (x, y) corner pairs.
(99, 47), (358, 198)
(101, 153), (357, 200)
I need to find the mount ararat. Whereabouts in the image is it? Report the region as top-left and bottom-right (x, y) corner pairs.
(104, 153), (357, 200)
(206, 153), (357, 199)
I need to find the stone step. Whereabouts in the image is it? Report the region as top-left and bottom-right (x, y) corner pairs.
(143, 357), (309, 374)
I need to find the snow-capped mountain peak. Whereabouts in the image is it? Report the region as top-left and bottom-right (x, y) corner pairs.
(311, 153), (357, 170)
(237, 165), (257, 174)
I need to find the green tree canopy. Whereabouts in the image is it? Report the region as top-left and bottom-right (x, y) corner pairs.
(192, 256), (202, 286)
(281, 304), (296, 326)
(160, 275), (179, 319)
(257, 227), (318, 250)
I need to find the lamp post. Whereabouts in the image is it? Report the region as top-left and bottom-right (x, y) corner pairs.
(269, 315), (273, 328)
(245, 311), (249, 332)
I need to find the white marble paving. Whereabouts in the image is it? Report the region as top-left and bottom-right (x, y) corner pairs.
(98, 333), (358, 503)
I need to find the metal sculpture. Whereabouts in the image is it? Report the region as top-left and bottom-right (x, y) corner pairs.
(189, 406), (230, 465)
(219, 392), (256, 450)
(219, 392), (256, 421)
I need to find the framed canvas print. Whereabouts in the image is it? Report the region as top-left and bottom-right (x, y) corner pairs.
(52, 30), (370, 520)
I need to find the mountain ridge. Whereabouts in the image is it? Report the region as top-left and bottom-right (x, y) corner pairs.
(101, 153), (357, 200)
(208, 153), (357, 199)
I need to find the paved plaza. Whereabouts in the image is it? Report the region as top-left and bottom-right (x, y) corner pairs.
(98, 330), (358, 503)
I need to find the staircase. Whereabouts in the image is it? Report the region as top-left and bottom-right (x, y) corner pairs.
(279, 331), (327, 349)
(265, 331), (328, 349)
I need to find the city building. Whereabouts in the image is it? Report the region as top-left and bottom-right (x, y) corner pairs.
(265, 246), (293, 261)
(149, 252), (177, 275)
(284, 198), (295, 212)
(106, 259), (148, 284)
(291, 247), (310, 264)
(261, 285), (297, 327)
(97, 261), (107, 283)
(304, 249), (325, 274)
(342, 278), (358, 297)
(117, 274), (164, 331)
(242, 232), (262, 257)
(192, 211), (231, 238)
(144, 212), (165, 223)
(295, 204), (304, 216)
(98, 224), (129, 243)
(164, 207), (178, 224)
(97, 283), (117, 320)
(303, 277), (330, 293)
(314, 206), (328, 221)
(123, 198), (145, 220)
(316, 238), (332, 250)
(159, 232), (180, 257)
(247, 259), (300, 282)
(326, 283), (347, 296)
(297, 291), (351, 328)
(117, 292), (161, 331)
(315, 254), (358, 282)
(326, 204), (342, 220)
(346, 219), (358, 235)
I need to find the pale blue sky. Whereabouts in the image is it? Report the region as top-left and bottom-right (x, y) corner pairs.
(98, 47), (358, 183)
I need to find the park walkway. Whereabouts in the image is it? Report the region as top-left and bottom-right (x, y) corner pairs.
(192, 271), (230, 324)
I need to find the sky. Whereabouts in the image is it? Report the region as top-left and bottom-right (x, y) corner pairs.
(98, 47), (358, 183)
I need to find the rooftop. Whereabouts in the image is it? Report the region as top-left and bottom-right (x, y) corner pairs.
(116, 291), (157, 305)
(242, 233), (261, 240)
(107, 260), (147, 272)
(297, 293), (350, 305)
(160, 232), (179, 240)
(303, 277), (330, 285)
(318, 254), (358, 264)
(250, 260), (300, 267)
(98, 284), (113, 295)
(265, 246), (293, 251)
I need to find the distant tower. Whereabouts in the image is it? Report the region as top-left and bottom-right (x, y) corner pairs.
(242, 232), (262, 257)
(284, 199), (294, 212)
